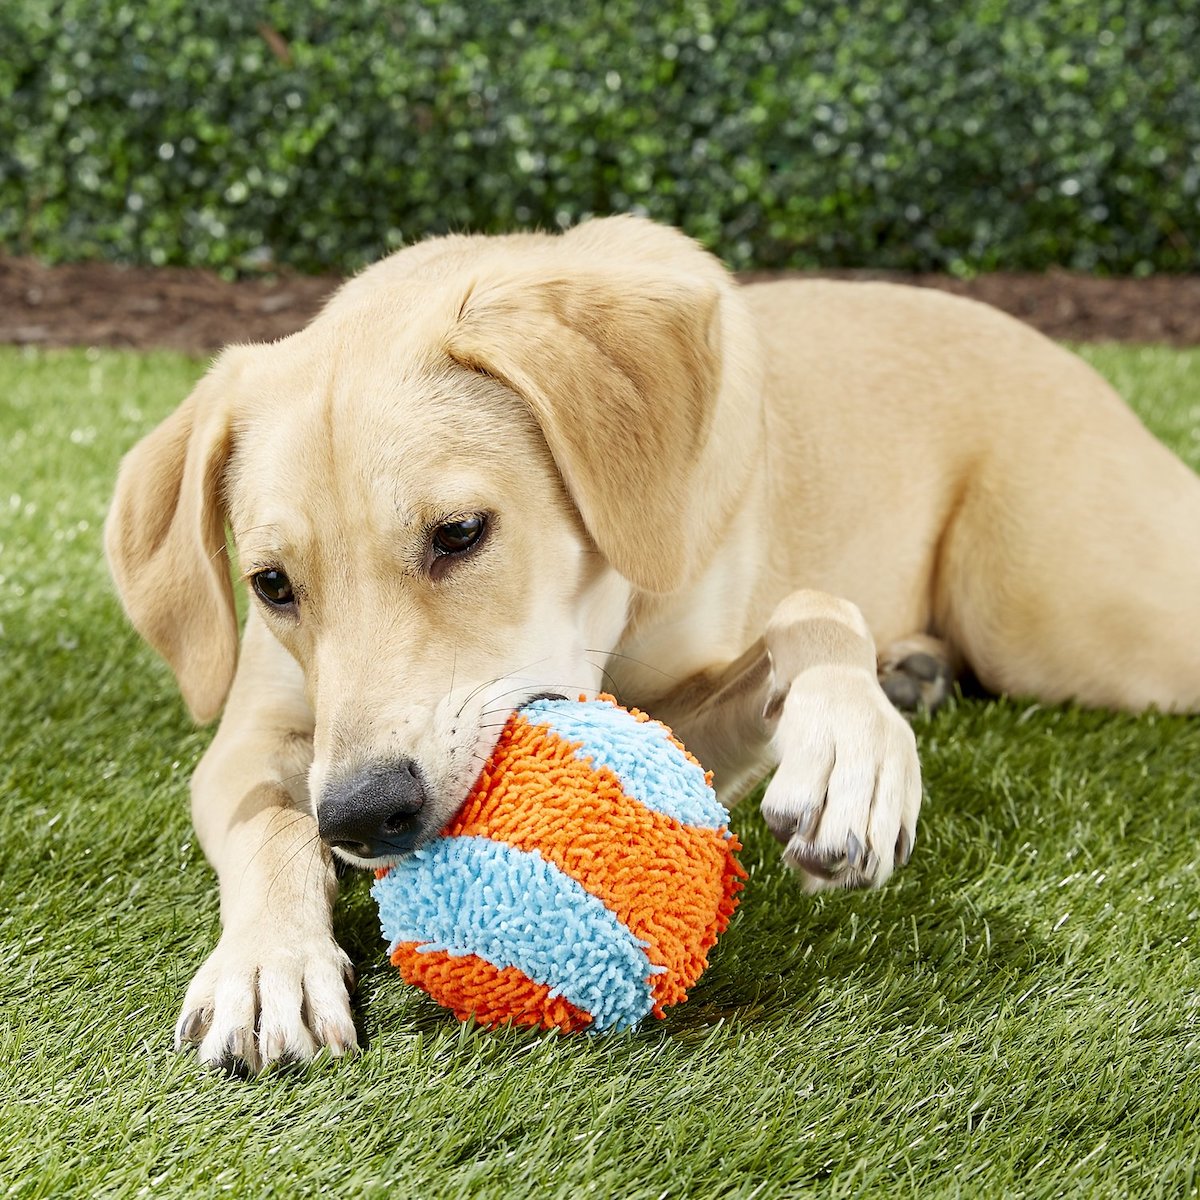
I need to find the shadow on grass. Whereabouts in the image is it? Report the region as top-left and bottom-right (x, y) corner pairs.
(331, 803), (1062, 1059)
(232, 692), (1189, 1063)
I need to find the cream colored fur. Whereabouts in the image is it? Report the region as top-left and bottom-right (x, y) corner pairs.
(106, 216), (1200, 1072)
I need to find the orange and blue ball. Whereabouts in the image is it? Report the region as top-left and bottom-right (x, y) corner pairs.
(372, 695), (745, 1032)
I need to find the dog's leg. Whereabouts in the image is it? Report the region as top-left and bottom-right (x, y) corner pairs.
(930, 353), (1200, 714)
(174, 610), (357, 1073)
(654, 590), (922, 889)
(878, 634), (957, 713)
(647, 638), (776, 809)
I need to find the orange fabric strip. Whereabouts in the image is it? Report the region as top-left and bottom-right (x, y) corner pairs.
(446, 712), (744, 1015)
(390, 942), (593, 1032)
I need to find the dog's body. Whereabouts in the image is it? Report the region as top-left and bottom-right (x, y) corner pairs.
(106, 217), (1200, 1071)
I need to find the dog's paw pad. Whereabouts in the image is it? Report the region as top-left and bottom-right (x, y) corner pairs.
(879, 650), (953, 713)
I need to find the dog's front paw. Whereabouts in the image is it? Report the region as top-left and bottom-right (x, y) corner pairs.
(761, 666), (922, 890)
(174, 927), (358, 1074)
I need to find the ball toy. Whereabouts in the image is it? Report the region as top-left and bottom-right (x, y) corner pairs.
(372, 694), (745, 1033)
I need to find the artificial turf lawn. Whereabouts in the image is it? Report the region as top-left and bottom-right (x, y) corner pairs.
(1, 344), (1197, 1199)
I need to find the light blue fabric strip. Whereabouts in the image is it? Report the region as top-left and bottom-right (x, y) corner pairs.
(372, 835), (657, 1032)
(521, 697), (730, 830)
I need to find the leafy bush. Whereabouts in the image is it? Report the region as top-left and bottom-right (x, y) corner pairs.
(2, 0), (1198, 274)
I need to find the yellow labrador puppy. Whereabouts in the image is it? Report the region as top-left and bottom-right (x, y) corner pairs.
(106, 216), (1200, 1072)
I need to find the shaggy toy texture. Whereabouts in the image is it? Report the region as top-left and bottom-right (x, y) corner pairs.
(373, 696), (745, 1032)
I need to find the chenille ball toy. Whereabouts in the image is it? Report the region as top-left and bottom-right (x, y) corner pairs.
(371, 695), (745, 1033)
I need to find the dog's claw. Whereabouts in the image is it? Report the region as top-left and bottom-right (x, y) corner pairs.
(797, 804), (824, 840)
(769, 800), (824, 848)
(846, 832), (865, 870)
(786, 838), (885, 889)
(176, 931), (359, 1075)
(320, 1026), (357, 1058)
(219, 1028), (260, 1075)
(896, 826), (914, 867)
(779, 809), (886, 887)
(175, 1007), (209, 1049)
(783, 842), (846, 881)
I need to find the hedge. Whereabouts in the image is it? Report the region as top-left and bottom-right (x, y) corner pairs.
(2, 0), (1198, 275)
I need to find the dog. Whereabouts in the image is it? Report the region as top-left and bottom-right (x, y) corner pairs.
(105, 216), (1200, 1072)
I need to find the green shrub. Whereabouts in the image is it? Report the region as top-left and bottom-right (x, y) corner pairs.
(2, 0), (1198, 274)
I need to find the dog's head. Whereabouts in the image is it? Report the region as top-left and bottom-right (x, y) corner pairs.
(105, 217), (756, 865)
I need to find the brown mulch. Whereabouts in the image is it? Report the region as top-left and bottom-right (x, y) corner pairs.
(3, 255), (1200, 353)
(0, 257), (337, 354)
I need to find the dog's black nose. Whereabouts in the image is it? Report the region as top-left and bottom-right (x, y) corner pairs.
(317, 758), (428, 860)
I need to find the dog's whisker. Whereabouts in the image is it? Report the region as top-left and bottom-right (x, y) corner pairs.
(473, 679), (606, 716)
(239, 811), (313, 881)
(474, 687), (614, 721)
(267, 831), (325, 909)
(584, 647), (680, 682)
(472, 708), (666, 741)
(301, 826), (324, 916)
(262, 832), (317, 897)
(245, 812), (312, 861)
(453, 653), (557, 718)
(454, 671), (515, 718)
(581, 658), (621, 695)
(454, 673), (507, 721)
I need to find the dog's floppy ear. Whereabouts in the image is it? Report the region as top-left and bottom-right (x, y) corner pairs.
(104, 359), (238, 723)
(445, 271), (721, 593)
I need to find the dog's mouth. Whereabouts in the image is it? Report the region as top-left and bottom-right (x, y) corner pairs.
(325, 828), (431, 870)
(321, 690), (576, 870)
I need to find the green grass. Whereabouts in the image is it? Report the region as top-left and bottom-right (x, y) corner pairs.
(1, 344), (1198, 1199)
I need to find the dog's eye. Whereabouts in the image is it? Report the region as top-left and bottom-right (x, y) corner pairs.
(432, 515), (486, 556)
(253, 568), (295, 608)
